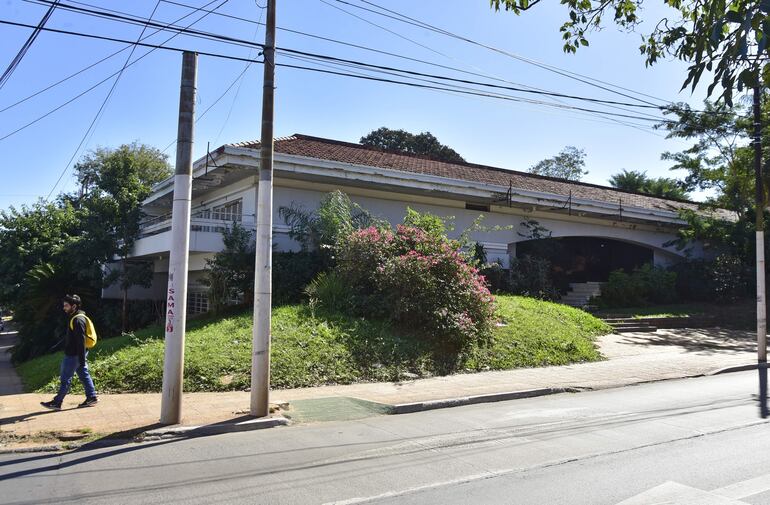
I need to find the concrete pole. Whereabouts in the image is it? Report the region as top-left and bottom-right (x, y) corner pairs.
(160, 51), (197, 425)
(250, 0), (276, 418)
(753, 86), (768, 419)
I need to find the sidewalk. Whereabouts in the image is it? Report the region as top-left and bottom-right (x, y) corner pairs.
(0, 327), (758, 446)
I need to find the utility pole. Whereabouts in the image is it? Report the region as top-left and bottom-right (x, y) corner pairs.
(251, 0), (276, 418)
(161, 51), (197, 425)
(753, 85), (768, 419)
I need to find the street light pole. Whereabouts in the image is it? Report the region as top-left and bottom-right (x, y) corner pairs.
(753, 85), (768, 419)
(251, 0), (276, 418)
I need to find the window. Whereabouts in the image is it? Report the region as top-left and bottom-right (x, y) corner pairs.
(187, 291), (209, 315)
(212, 199), (242, 222)
(465, 203), (490, 212)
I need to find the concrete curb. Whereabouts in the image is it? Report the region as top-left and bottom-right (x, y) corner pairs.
(140, 416), (289, 441)
(0, 438), (131, 455)
(389, 387), (581, 414)
(708, 363), (761, 375)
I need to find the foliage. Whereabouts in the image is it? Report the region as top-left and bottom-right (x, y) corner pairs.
(507, 255), (560, 300)
(203, 223), (255, 313)
(304, 271), (350, 313)
(402, 207), (450, 240)
(668, 259), (718, 302)
(278, 190), (386, 254)
(3, 142), (171, 357)
(597, 264), (677, 308)
(490, 0), (770, 105)
(528, 146), (587, 181)
(608, 169), (690, 200)
(360, 127), (466, 163)
(16, 296), (609, 393)
(272, 251), (325, 305)
(667, 255), (749, 304)
(0, 202), (102, 362)
(711, 254), (753, 301)
(335, 223), (496, 350)
(657, 102), (753, 215)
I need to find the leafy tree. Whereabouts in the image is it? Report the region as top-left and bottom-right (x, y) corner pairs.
(490, 1), (770, 104)
(360, 127), (466, 163)
(609, 169), (690, 200)
(279, 190), (386, 253)
(657, 101), (753, 216)
(528, 146), (587, 181)
(75, 143), (171, 330)
(204, 223), (255, 313)
(0, 202), (103, 362)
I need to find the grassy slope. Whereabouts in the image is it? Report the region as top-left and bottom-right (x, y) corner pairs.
(17, 296), (610, 394)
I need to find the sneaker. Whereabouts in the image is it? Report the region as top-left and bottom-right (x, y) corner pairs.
(40, 400), (62, 410)
(78, 397), (98, 408)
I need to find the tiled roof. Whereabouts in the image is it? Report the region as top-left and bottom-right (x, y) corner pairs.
(229, 134), (710, 216)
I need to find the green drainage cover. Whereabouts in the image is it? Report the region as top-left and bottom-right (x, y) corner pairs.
(285, 397), (392, 423)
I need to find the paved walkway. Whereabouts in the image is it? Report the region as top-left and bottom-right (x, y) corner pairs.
(0, 327), (759, 442)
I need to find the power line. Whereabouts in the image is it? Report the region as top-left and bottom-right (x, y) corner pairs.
(315, 0), (669, 132)
(275, 61), (674, 124)
(0, 0), (59, 90)
(9, 5), (672, 115)
(0, 18), (265, 143)
(44, 0), (229, 199)
(46, 1), (163, 200)
(0, 18), (677, 143)
(154, 0), (666, 134)
(161, 3), (267, 154)
(334, 0), (670, 106)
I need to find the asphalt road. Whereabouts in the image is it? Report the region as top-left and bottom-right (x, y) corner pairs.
(2, 371), (770, 505)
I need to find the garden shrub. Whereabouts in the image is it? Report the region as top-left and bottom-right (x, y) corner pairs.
(304, 271), (350, 313)
(507, 255), (560, 301)
(480, 262), (509, 293)
(273, 251), (325, 305)
(334, 224), (495, 350)
(669, 256), (751, 303)
(669, 259), (716, 302)
(711, 254), (752, 302)
(597, 263), (677, 307)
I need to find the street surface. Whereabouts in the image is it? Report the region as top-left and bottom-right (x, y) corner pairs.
(2, 371), (769, 504)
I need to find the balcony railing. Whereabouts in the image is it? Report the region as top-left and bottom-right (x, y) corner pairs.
(139, 212), (254, 239)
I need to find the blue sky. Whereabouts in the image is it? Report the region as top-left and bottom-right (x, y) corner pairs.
(0, 0), (722, 210)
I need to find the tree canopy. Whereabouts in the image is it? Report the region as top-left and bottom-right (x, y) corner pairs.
(360, 127), (466, 163)
(609, 169), (690, 200)
(2, 142), (170, 359)
(490, 0), (770, 104)
(528, 145), (587, 181)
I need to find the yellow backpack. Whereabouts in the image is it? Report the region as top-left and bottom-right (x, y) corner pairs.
(70, 314), (98, 349)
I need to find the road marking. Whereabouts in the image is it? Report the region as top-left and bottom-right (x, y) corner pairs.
(616, 481), (750, 505)
(713, 473), (770, 500)
(322, 470), (504, 505)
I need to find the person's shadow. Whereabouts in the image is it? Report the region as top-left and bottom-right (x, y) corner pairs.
(0, 409), (62, 426)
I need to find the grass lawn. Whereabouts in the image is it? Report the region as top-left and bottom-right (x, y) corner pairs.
(16, 295), (611, 394)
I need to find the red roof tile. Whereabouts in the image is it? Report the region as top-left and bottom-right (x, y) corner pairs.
(230, 134), (707, 215)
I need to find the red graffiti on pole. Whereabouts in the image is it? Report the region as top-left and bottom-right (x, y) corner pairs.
(166, 285), (176, 333)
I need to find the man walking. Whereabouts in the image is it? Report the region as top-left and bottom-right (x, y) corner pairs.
(41, 294), (98, 410)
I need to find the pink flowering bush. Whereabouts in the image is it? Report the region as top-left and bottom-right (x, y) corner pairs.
(334, 224), (496, 349)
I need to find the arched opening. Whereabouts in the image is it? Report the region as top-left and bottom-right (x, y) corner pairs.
(516, 237), (654, 289)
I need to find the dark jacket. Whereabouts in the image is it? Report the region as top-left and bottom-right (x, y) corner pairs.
(65, 310), (87, 366)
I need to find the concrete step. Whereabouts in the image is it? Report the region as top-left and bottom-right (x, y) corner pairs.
(613, 325), (658, 333)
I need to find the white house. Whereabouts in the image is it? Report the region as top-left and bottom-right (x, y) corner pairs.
(107, 133), (723, 312)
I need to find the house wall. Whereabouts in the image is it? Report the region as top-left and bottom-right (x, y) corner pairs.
(116, 174), (693, 301)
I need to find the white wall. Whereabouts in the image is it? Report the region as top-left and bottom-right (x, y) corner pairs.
(126, 176), (693, 300)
